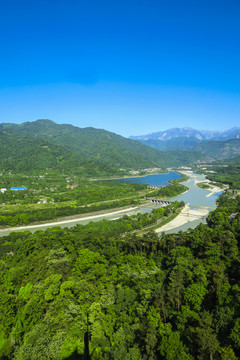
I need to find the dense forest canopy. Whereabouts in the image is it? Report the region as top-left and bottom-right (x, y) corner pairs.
(0, 189), (240, 359)
(194, 161), (240, 190)
(0, 121), (174, 170)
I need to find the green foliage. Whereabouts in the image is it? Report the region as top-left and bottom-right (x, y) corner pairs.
(159, 328), (194, 360)
(204, 164), (240, 189)
(146, 173), (189, 198)
(0, 176), (146, 226)
(0, 120), (176, 171)
(0, 188), (240, 359)
(220, 346), (238, 360)
(196, 182), (212, 189)
(18, 283), (33, 300)
(0, 128), (120, 177)
(194, 139), (240, 159)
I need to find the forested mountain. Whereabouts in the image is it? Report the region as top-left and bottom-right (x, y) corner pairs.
(194, 139), (240, 159)
(132, 136), (240, 160)
(168, 150), (212, 164)
(0, 120), (175, 170)
(0, 120), (207, 171)
(0, 129), (120, 177)
(130, 127), (240, 160)
(216, 155), (240, 165)
(2, 120), (238, 174)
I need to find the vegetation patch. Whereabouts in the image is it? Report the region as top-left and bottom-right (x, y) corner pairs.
(146, 172), (189, 198)
(0, 192), (240, 359)
(196, 182), (212, 189)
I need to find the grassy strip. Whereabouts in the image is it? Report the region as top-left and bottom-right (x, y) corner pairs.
(0, 198), (141, 228)
(169, 172), (189, 184)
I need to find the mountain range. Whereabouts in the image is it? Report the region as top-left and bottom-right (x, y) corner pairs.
(130, 127), (240, 141)
(0, 120), (189, 174)
(1, 121), (240, 175)
(129, 127), (240, 159)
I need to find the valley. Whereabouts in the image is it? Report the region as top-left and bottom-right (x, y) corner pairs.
(1, 120), (240, 360)
(2, 2), (240, 358)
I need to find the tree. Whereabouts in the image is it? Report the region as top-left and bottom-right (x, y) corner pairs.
(219, 346), (238, 360)
(195, 311), (219, 360)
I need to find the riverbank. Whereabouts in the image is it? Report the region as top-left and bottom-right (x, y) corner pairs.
(90, 169), (167, 181)
(155, 204), (209, 233)
(0, 170), (222, 237)
(194, 179), (226, 197)
(0, 206), (138, 234)
(0, 170), (183, 234)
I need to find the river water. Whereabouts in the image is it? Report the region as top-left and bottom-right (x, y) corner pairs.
(113, 171), (182, 186)
(114, 171), (222, 234)
(0, 171), (222, 237)
(162, 172), (222, 233)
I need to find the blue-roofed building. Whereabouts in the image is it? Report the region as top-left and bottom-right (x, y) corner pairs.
(10, 187), (27, 191)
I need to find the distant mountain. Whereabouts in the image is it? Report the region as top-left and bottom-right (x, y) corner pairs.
(194, 139), (240, 159)
(130, 127), (240, 141)
(225, 130), (240, 140)
(213, 155), (240, 165)
(129, 127), (240, 160)
(168, 150), (213, 164)
(138, 137), (202, 151)
(137, 137), (240, 160)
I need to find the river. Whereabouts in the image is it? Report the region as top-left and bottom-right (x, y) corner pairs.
(114, 171), (223, 234)
(0, 171), (222, 237)
(113, 171), (182, 186)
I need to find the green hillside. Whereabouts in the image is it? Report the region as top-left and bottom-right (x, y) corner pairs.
(213, 155), (240, 166)
(168, 150), (211, 165)
(194, 139), (240, 159)
(136, 136), (240, 161)
(1, 120), (176, 169)
(1, 120), (214, 170)
(0, 129), (120, 177)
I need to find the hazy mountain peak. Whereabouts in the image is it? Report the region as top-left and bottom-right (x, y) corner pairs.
(130, 127), (240, 141)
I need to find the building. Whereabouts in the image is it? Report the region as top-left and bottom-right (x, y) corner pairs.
(10, 187), (27, 191)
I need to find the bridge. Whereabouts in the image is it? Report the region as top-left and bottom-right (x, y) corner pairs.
(150, 199), (172, 205)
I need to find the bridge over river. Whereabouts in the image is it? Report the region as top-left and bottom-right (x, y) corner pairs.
(150, 199), (172, 205)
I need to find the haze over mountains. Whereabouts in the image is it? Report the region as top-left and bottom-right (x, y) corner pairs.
(130, 127), (240, 141)
(130, 127), (240, 159)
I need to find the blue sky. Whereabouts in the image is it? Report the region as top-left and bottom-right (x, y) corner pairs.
(0, 0), (239, 137)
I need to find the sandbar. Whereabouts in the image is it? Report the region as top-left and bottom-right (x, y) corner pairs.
(155, 204), (209, 233)
(194, 179), (225, 197)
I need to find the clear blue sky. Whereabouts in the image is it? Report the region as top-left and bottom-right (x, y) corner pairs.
(0, 0), (239, 137)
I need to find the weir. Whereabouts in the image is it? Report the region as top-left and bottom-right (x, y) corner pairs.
(150, 199), (172, 205)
